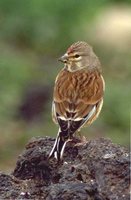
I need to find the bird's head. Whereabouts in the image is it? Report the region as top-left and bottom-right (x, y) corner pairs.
(59, 41), (101, 72)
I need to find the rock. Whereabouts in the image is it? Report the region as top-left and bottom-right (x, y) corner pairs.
(0, 137), (130, 200)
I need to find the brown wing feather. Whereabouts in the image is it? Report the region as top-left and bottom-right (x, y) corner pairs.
(53, 68), (104, 123)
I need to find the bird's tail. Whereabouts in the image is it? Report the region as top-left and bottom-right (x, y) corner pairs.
(49, 129), (69, 160)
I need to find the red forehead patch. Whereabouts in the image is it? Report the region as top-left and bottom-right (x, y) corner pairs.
(67, 46), (73, 54)
(67, 41), (87, 54)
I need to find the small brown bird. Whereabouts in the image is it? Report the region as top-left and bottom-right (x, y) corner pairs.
(49, 41), (105, 160)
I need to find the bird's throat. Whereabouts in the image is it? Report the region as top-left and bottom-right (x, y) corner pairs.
(64, 63), (81, 72)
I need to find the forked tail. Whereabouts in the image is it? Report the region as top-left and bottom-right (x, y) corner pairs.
(49, 129), (69, 160)
(49, 114), (88, 160)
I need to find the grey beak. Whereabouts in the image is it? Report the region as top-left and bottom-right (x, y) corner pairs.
(58, 54), (68, 63)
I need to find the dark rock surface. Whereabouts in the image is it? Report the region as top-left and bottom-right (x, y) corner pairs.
(0, 137), (130, 200)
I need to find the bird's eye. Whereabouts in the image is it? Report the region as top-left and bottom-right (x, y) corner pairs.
(74, 54), (80, 58)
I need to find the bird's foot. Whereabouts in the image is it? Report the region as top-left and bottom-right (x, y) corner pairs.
(74, 136), (87, 147)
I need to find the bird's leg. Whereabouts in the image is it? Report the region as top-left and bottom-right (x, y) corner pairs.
(74, 129), (87, 146)
(76, 129), (86, 141)
(77, 129), (83, 139)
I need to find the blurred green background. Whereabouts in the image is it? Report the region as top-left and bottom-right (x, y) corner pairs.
(0, 0), (130, 172)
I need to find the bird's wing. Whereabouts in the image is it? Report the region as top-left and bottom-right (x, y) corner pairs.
(52, 69), (104, 132)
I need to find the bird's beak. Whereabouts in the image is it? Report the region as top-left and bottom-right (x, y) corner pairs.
(58, 53), (68, 63)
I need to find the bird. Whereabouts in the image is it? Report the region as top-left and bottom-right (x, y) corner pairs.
(49, 41), (105, 161)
